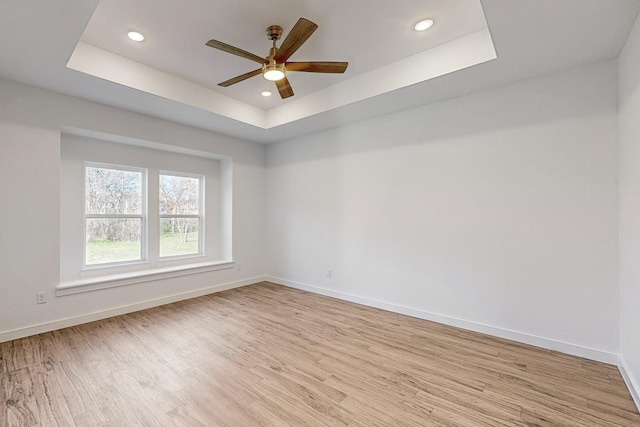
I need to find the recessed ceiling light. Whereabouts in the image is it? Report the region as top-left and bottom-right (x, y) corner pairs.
(261, 91), (272, 97)
(127, 31), (145, 42)
(414, 19), (434, 32)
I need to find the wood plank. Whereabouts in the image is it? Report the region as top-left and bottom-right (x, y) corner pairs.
(2, 366), (74, 427)
(0, 282), (638, 426)
(3, 368), (40, 426)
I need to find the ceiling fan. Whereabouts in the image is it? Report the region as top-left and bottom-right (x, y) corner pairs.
(205, 18), (348, 99)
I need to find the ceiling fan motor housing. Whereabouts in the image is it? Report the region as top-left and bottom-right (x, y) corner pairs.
(266, 25), (283, 41)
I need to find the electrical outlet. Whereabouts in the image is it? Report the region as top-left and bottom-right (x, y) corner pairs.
(36, 291), (47, 304)
(236, 262), (241, 271)
(326, 268), (332, 278)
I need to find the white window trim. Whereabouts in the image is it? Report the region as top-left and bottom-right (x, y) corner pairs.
(57, 261), (235, 296)
(159, 170), (205, 259)
(83, 162), (148, 268)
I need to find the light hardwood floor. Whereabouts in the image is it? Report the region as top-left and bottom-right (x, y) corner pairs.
(1, 282), (639, 426)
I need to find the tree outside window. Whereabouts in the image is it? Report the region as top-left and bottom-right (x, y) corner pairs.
(85, 165), (145, 265)
(159, 173), (203, 258)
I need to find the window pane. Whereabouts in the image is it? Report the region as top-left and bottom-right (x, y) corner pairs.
(159, 218), (199, 257)
(86, 218), (142, 265)
(86, 167), (142, 214)
(159, 175), (199, 215)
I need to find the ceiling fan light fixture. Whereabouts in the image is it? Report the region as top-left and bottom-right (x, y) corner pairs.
(127, 31), (145, 42)
(207, 18), (346, 99)
(414, 19), (434, 32)
(263, 63), (286, 81)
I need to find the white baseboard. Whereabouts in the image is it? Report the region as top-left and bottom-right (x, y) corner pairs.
(0, 276), (266, 343)
(618, 355), (640, 412)
(266, 276), (619, 365)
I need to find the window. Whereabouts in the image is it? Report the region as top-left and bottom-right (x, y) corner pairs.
(60, 134), (227, 286)
(85, 164), (146, 266)
(83, 165), (207, 266)
(159, 173), (203, 258)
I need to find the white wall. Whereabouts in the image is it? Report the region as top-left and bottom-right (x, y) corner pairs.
(266, 60), (620, 361)
(618, 11), (640, 408)
(0, 78), (265, 341)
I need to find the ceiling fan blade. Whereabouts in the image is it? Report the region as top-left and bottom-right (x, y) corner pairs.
(285, 61), (348, 73)
(274, 18), (318, 63)
(275, 77), (294, 99)
(218, 69), (262, 87)
(206, 39), (265, 64)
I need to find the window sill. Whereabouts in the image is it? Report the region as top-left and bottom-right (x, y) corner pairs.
(57, 260), (235, 296)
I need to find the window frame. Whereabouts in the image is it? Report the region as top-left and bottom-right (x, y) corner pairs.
(60, 133), (231, 291)
(83, 161), (148, 269)
(158, 170), (205, 260)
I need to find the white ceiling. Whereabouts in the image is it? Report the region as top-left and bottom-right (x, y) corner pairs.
(79, 0), (488, 108)
(0, 0), (639, 143)
(65, 0), (496, 132)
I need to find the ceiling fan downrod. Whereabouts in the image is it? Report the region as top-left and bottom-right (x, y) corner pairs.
(263, 25), (286, 80)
